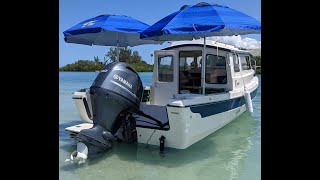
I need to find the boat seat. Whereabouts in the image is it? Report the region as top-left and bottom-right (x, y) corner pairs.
(180, 71), (189, 84)
(206, 69), (227, 84)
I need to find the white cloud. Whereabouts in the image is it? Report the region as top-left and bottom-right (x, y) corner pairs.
(208, 35), (261, 49)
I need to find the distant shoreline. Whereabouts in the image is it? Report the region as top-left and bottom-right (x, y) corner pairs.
(59, 70), (153, 72)
(59, 70), (260, 74)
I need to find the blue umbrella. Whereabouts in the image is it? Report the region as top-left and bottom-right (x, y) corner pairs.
(140, 2), (260, 40)
(64, 14), (161, 61)
(140, 2), (261, 94)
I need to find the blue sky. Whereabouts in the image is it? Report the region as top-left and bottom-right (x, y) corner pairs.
(59, 0), (261, 67)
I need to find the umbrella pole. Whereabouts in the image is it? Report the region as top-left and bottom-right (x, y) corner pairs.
(201, 36), (206, 95)
(116, 32), (120, 62)
(116, 41), (120, 62)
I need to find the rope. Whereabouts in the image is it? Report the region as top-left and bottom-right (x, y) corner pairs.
(146, 129), (156, 148)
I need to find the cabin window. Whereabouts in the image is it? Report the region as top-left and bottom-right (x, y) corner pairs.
(179, 51), (202, 94)
(205, 54), (227, 84)
(233, 55), (240, 72)
(246, 56), (252, 69)
(240, 56), (251, 70)
(250, 58), (256, 70)
(158, 56), (173, 82)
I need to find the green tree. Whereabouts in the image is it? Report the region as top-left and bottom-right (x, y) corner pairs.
(59, 59), (104, 72)
(60, 47), (153, 72)
(105, 47), (117, 62)
(120, 47), (132, 63)
(132, 51), (141, 63)
(253, 56), (261, 66)
(93, 56), (100, 63)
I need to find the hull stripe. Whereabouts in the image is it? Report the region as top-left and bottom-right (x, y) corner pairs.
(188, 88), (257, 118)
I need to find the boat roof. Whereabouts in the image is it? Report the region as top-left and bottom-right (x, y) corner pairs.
(162, 39), (250, 55)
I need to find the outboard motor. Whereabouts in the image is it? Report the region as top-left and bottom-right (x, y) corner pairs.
(72, 62), (144, 162)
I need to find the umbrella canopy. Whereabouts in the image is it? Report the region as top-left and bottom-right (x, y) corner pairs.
(140, 2), (261, 41)
(64, 14), (159, 47)
(140, 2), (260, 95)
(64, 14), (162, 61)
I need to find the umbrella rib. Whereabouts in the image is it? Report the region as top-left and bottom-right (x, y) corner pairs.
(192, 24), (198, 32)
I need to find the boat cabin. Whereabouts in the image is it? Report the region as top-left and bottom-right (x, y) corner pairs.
(146, 40), (256, 106)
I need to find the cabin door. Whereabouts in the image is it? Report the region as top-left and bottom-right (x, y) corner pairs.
(151, 50), (179, 105)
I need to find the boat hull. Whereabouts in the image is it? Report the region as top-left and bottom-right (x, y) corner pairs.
(69, 84), (258, 150)
(136, 88), (257, 149)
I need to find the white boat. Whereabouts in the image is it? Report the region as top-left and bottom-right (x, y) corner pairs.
(65, 39), (258, 163)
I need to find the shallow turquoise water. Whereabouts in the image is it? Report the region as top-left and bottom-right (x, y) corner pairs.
(59, 72), (261, 180)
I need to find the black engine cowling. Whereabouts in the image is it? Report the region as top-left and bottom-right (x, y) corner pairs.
(90, 62), (143, 132)
(76, 62), (143, 155)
